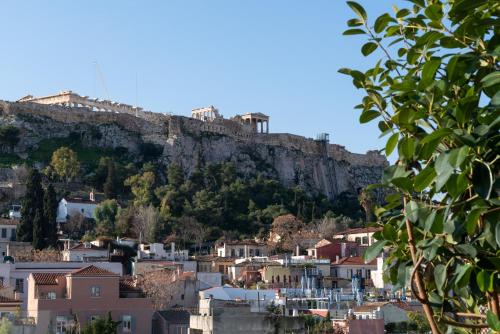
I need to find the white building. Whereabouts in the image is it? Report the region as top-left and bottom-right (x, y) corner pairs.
(0, 218), (18, 258)
(8, 205), (21, 220)
(332, 227), (382, 246)
(56, 197), (99, 223)
(61, 242), (109, 262)
(137, 242), (189, 261)
(331, 256), (377, 282)
(0, 261), (122, 309)
(216, 240), (267, 258)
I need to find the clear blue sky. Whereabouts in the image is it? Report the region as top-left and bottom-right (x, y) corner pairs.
(0, 0), (405, 155)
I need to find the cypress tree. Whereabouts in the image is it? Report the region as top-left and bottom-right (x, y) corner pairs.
(103, 159), (117, 199)
(17, 169), (44, 242)
(32, 211), (45, 250)
(43, 184), (58, 247)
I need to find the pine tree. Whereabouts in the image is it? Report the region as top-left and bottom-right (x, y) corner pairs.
(103, 159), (117, 199)
(17, 169), (44, 242)
(43, 184), (58, 247)
(32, 211), (45, 250)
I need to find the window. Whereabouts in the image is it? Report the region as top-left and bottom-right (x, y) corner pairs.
(1, 229), (6, 238)
(56, 316), (67, 334)
(357, 269), (362, 277)
(238, 248), (244, 257)
(366, 269), (371, 279)
(348, 269), (353, 279)
(10, 228), (15, 240)
(90, 286), (101, 297)
(255, 249), (260, 256)
(249, 249), (254, 256)
(230, 249), (235, 257)
(15, 279), (24, 293)
(47, 292), (56, 300)
(122, 315), (132, 332)
(362, 236), (369, 245)
(332, 268), (338, 278)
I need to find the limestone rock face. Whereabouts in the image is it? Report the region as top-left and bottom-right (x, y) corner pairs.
(0, 100), (388, 200)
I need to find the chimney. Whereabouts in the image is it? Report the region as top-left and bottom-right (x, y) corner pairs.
(295, 245), (300, 257)
(89, 190), (95, 202)
(171, 242), (175, 254)
(336, 255), (339, 263)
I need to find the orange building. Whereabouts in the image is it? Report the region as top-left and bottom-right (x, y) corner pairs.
(27, 265), (153, 334)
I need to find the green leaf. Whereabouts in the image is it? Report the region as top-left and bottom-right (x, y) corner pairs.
(420, 128), (452, 145)
(361, 42), (378, 56)
(454, 263), (472, 288)
(465, 208), (483, 235)
(359, 110), (380, 123)
(434, 264), (446, 295)
(396, 9), (410, 18)
(363, 240), (387, 262)
(346, 1), (367, 22)
(447, 147), (468, 168)
(487, 311), (500, 332)
(392, 177), (413, 193)
(424, 3), (443, 21)
(414, 167), (436, 192)
(455, 244), (477, 258)
(383, 224), (397, 241)
(476, 270), (493, 292)
(446, 173), (468, 199)
(496, 220), (500, 248)
(434, 152), (453, 191)
(385, 133), (399, 156)
(419, 58), (441, 89)
(374, 13), (392, 33)
(481, 71), (500, 87)
(491, 90), (500, 106)
(343, 28), (366, 35)
(398, 137), (415, 160)
(347, 18), (363, 27)
(405, 200), (419, 223)
(424, 210), (437, 233)
(472, 161), (493, 200)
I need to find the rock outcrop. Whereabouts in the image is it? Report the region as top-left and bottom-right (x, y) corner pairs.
(0, 100), (388, 200)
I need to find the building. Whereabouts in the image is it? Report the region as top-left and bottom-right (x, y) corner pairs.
(330, 256), (377, 288)
(61, 242), (109, 262)
(153, 309), (190, 334)
(195, 255), (236, 278)
(191, 106), (222, 122)
(0, 218), (18, 257)
(27, 265), (153, 334)
(232, 112), (270, 134)
(138, 242), (189, 261)
(8, 204), (21, 220)
(56, 196), (99, 223)
(189, 298), (305, 334)
(307, 239), (362, 261)
(18, 90), (142, 114)
(216, 240), (267, 258)
(0, 261), (122, 310)
(332, 227), (382, 246)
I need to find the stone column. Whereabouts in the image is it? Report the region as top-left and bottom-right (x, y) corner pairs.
(266, 120), (269, 133)
(260, 120), (263, 133)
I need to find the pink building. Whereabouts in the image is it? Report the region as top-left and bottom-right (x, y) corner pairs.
(27, 265), (153, 334)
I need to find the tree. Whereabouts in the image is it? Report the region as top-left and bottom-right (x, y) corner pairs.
(137, 269), (177, 310)
(0, 125), (20, 152)
(94, 199), (119, 236)
(18, 168), (44, 242)
(64, 212), (91, 240)
(43, 184), (58, 247)
(341, 1), (498, 332)
(358, 187), (374, 222)
(124, 171), (155, 207)
(81, 312), (120, 334)
(269, 214), (305, 252)
(115, 206), (137, 236)
(103, 159), (118, 199)
(134, 205), (161, 243)
(32, 211), (45, 249)
(50, 147), (79, 182)
(0, 317), (12, 334)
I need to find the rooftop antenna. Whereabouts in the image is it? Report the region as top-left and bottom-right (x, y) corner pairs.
(93, 61), (110, 100)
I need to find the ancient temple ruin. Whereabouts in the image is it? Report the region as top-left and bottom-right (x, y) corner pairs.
(18, 91), (142, 114)
(191, 106), (222, 122)
(233, 112), (269, 134)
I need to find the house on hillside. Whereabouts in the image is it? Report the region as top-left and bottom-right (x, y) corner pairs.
(56, 192), (101, 223)
(216, 240), (268, 258)
(332, 227), (382, 246)
(27, 265), (153, 334)
(0, 218), (18, 257)
(330, 256), (377, 288)
(306, 238), (362, 262)
(62, 241), (109, 262)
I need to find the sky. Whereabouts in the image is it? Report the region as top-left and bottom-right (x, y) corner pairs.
(0, 0), (406, 155)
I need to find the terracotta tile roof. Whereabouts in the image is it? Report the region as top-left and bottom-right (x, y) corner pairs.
(119, 277), (142, 292)
(32, 273), (67, 285)
(70, 265), (118, 277)
(353, 302), (389, 313)
(332, 256), (377, 266)
(0, 218), (19, 226)
(335, 227), (382, 235)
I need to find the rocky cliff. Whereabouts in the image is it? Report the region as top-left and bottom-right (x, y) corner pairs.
(0, 100), (388, 200)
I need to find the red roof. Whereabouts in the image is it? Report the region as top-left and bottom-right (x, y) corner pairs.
(0, 218), (19, 226)
(332, 256), (377, 266)
(32, 273), (67, 285)
(119, 277), (143, 292)
(70, 265), (117, 277)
